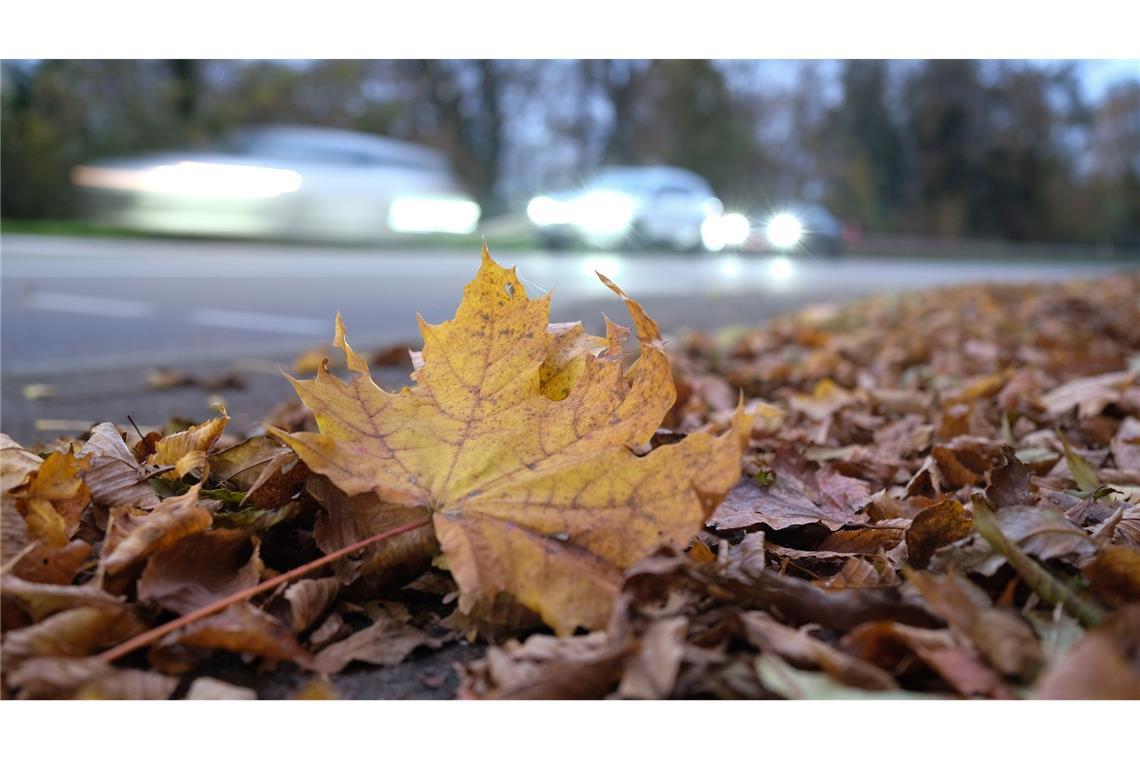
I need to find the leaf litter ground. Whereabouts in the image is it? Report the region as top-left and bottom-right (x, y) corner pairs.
(2, 249), (1139, 699)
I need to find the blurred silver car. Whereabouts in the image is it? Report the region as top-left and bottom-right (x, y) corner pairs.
(71, 125), (481, 241)
(526, 166), (750, 252)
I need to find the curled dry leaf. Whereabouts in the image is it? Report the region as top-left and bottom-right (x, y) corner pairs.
(616, 617), (688, 699)
(271, 247), (749, 634)
(1, 606), (147, 674)
(79, 423), (161, 513)
(1, 575), (124, 623)
(283, 577), (340, 633)
(100, 483), (214, 578)
(1, 434), (44, 502)
(147, 411), (228, 477)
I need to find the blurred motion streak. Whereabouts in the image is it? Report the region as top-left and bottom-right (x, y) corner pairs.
(68, 125), (481, 241)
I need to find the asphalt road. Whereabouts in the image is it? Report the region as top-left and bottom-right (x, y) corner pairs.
(4, 233), (1131, 374)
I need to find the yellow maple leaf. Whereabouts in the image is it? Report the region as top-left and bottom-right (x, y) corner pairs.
(147, 409), (228, 478)
(270, 245), (749, 634)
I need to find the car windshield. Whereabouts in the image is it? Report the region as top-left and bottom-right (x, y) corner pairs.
(223, 132), (446, 171)
(587, 168), (652, 193)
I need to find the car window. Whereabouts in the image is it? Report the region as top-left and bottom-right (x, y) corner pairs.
(232, 136), (440, 171)
(589, 169), (648, 193)
(656, 184), (697, 200)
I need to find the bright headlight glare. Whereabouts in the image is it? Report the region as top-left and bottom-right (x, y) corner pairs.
(527, 196), (569, 226)
(766, 212), (803, 249)
(571, 190), (635, 235)
(720, 213), (752, 246)
(700, 217), (727, 252)
(72, 161), (303, 199)
(388, 197), (482, 234)
(701, 212), (751, 251)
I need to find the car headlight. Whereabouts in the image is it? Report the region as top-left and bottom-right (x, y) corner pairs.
(72, 161), (303, 200)
(388, 197), (481, 234)
(526, 196), (569, 226)
(571, 190), (635, 235)
(766, 212), (804, 249)
(700, 212), (752, 251)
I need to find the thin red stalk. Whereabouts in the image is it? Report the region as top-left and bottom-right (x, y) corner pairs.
(98, 516), (432, 664)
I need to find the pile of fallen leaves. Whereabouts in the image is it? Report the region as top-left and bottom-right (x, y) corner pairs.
(3, 249), (1139, 699)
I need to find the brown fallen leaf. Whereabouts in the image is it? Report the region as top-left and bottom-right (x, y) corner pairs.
(1, 575), (124, 623)
(307, 476), (437, 590)
(1039, 371), (1135, 419)
(985, 456), (1032, 508)
(154, 602), (310, 671)
(843, 621), (1015, 698)
(282, 577), (340, 634)
(908, 570), (1044, 681)
(1082, 545), (1140, 606)
(7, 656), (178, 700)
(1111, 417), (1140, 472)
(709, 451), (864, 532)
(1034, 604), (1140, 698)
(311, 602), (447, 674)
(459, 631), (628, 699)
(740, 610), (899, 691)
(271, 247), (749, 634)
(6, 538), (92, 585)
(932, 503), (1096, 576)
(137, 529), (262, 615)
(905, 498), (973, 569)
(208, 437), (289, 488)
(616, 617), (688, 699)
(100, 483), (214, 578)
(823, 556), (897, 589)
(1, 606), (147, 674)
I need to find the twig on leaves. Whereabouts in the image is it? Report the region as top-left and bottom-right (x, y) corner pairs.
(97, 515), (433, 663)
(970, 495), (1104, 627)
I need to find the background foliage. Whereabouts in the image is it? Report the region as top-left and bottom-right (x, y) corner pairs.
(2, 59), (1137, 245)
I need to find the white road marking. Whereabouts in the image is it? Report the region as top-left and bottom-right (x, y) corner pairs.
(25, 291), (155, 318)
(186, 308), (328, 336)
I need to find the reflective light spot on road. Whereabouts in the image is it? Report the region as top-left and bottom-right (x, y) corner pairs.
(768, 255), (794, 281)
(584, 255), (623, 280)
(717, 254), (742, 280)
